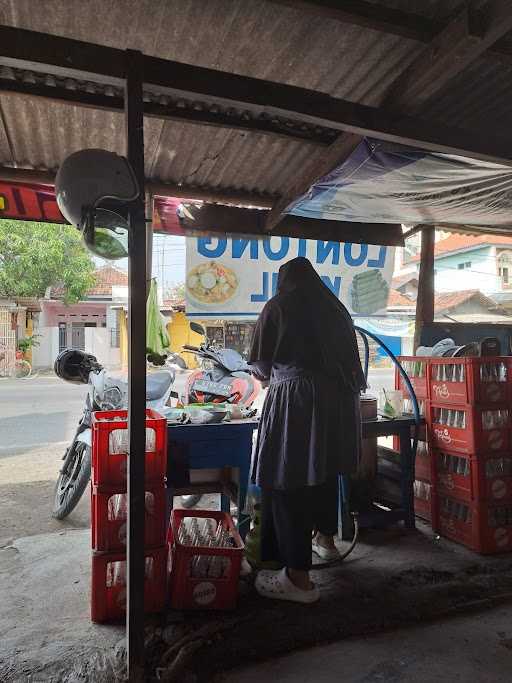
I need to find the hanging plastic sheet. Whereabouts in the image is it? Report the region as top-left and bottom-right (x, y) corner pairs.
(288, 139), (512, 226)
(146, 279), (170, 357)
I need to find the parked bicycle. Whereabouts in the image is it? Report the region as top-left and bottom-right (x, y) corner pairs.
(0, 343), (32, 378)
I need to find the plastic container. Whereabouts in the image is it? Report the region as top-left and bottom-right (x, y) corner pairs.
(433, 495), (512, 554)
(414, 479), (434, 522)
(91, 546), (168, 622)
(434, 451), (512, 504)
(395, 356), (429, 400)
(91, 483), (167, 552)
(168, 509), (244, 610)
(429, 357), (508, 406)
(429, 403), (511, 455)
(91, 409), (167, 486)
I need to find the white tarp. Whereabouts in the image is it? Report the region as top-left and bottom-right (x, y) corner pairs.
(186, 236), (395, 319)
(289, 138), (512, 226)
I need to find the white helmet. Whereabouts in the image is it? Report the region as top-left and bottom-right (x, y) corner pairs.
(55, 149), (139, 259)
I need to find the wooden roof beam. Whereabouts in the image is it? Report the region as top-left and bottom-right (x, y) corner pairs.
(264, 1), (512, 233)
(385, 1), (512, 114)
(176, 202), (404, 246)
(0, 165), (277, 209)
(0, 25), (511, 164)
(269, 0), (512, 60)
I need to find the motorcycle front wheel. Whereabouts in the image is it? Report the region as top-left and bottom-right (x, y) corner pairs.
(52, 442), (91, 519)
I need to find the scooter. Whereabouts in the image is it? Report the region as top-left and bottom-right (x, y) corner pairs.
(184, 322), (260, 406)
(180, 322), (260, 508)
(53, 354), (175, 519)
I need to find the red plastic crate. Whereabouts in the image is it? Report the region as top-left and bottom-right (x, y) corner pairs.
(91, 409), (167, 486)
(91, 483), (167, 552)
(434, 450), (512, 504)
(396, 356), (429, 400)
(429, 357), (508, 406)
(414, 441), (432, 482)
(429, 403), (511, 455)
(414, 480), (435, 522)
(433, 495), (512, 554)
(168, 509), (244, 611)
(91, 546), (168, 623)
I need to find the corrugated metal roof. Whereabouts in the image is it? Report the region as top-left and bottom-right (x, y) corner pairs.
(0, 0), (510, 201)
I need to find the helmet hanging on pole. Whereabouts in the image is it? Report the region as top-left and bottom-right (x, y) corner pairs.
(55, 148), (139, 260)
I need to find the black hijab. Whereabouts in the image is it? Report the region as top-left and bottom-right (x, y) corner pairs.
(249, 257), (366, 392)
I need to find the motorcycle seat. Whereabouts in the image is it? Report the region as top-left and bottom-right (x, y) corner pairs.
(146, 371), (174, 400)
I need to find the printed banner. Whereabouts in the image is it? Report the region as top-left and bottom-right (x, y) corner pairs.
(186, 236), (395, 319)
(0, 181), (64, 223)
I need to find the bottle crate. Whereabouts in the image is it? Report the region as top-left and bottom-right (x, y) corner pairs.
(429, 357), (508, 406)
(429, 403), (511, 455)
(91, 483), (166, 552)
(168, 509), (244, 610)
(433, 495), (512, 554)
(433, 451), (512, 504)
(91, 546), (168, 623)
(91, 409), (167, 486)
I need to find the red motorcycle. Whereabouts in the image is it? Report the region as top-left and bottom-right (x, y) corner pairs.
(184, 322), (260, 406)
(180, 322), (260, 508)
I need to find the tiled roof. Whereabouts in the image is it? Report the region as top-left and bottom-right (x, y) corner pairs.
(388, 289), (414, 307)
(412, 234), (512, 262)
(434, 289), (495, 312)
(88, 265), (128, 296)
(51, 265), (128, 299)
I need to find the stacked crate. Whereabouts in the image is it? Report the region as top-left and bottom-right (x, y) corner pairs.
(428, 357), (512, 554)
(394, 357), (434, 521)
(90, 409), (168, 622)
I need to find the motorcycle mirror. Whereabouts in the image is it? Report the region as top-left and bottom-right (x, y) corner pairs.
(190, 322), (206, 336)
(81, 207), (129, 260)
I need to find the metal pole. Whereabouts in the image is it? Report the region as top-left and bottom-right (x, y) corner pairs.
(125, 49), (147, 683)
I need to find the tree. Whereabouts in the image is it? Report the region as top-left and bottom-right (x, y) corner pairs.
(0, 220), (96, 303)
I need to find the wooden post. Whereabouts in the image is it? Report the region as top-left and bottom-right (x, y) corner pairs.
(414, 226), (435, 352)
(125, 49), (147, 683)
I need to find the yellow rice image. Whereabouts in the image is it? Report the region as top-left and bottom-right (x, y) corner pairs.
(186, 261), (238, 304)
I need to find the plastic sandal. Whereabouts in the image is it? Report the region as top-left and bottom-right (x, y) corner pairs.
(312, 539), (341, 562)
(255, 568), (320, 604)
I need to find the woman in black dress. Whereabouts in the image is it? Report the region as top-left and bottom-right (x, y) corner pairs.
(249, 256), (365, 603)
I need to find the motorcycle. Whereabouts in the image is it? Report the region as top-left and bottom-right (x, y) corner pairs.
(180, 322), (260, 508)
(53, 350), (175, 520)
(184, 322), (259, 406)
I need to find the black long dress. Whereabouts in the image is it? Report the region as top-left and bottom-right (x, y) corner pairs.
(249, 257), (366, 491)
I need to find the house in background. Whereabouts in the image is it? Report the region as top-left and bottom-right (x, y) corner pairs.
(399, 233), (512, 296)
(32, 265), (128, 370)
(434, 290), (510, 324)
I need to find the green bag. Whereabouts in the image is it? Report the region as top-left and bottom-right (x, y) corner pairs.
(146, 279), (170, 358)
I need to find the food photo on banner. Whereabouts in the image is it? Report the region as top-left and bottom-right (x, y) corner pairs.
(185, 236), (395, 319)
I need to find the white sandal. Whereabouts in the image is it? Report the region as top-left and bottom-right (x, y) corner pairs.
(312, 539), (340, 562)
(255, 568), (320, 604)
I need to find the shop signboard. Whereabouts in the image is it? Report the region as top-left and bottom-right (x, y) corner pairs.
(185, 236), (395, 319)
(0, 181), (64, 223)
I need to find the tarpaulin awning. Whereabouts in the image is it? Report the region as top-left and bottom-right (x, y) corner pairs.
(289, 139), (512, 227)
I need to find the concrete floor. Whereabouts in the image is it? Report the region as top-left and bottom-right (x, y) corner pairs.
(222, 605), (512, 683)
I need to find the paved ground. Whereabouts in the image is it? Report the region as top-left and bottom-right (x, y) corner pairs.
(222, 605), (512, 683)
(0, 372), (195, 540)
(0, 376), (87, 453)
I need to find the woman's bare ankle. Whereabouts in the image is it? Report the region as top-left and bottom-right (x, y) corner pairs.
(287, 568), (313, 591)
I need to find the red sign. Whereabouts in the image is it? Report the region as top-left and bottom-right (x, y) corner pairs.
(0, 181), (65, 223)
(152, 195), (187, 235)
(0, 181), (187, 234)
